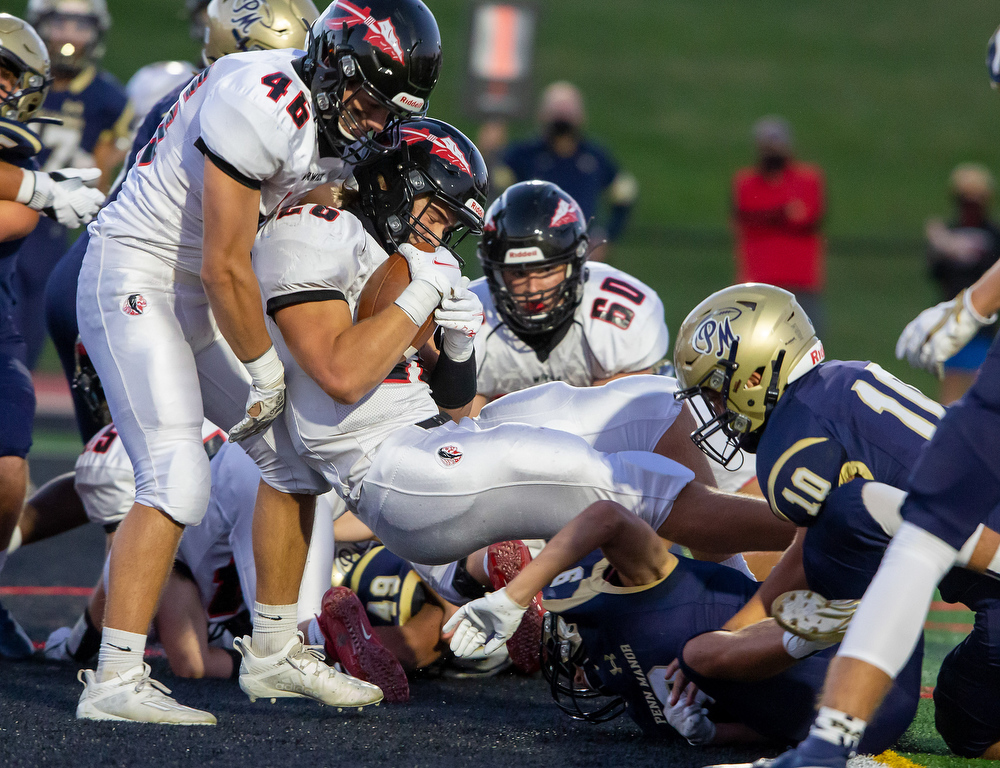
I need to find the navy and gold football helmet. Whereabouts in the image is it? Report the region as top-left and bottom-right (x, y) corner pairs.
(26, 0), (110, 77)
(673, 283), (824, 466)
(202, 0), (319, 65)
(0, 14), (51, 123)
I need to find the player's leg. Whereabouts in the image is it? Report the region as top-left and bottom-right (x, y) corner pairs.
(359, 419), (693, 565)
(0, 347), (36, 658)
(44, 233), (101, 440)
(75, 236), (216, 723)
(155, 569), (235, 679)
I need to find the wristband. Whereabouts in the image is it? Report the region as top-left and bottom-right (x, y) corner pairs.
(963, 287), (998, 325)
(15, 169), (35, 205)
(394, 279), (441, 326)
(243, 345), (284, 390)
(429, 339), (477, 409)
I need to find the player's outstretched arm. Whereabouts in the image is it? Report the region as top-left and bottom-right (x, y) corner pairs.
(444, 501), (674, 656)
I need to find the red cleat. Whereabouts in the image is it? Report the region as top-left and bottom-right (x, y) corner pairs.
(487, 540), (545, 674)
(317, 586), (410, 703)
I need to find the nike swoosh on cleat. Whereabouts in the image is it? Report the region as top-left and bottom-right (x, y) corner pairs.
(361, 625), (372, 641)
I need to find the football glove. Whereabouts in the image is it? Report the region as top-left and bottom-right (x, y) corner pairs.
(229, 346), (286, 443)
(393, 243), (464, 326)
(895, 288), (997, 378)
(435, 277), (483, 363)
(443, 586), (527, 658)
(663, 670), (716, 745)
(18, 167), (105, 228)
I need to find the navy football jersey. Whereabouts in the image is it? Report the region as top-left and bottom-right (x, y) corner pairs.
(542, 552), (757, 735)
(34, 67), (130, 172)
(342, 545), (427, 627)
(0, 117), (42, 347)
(755, 360), (944, 526)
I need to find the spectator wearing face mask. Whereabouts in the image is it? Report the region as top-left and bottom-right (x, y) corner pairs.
(731, 116), (826, 334)
(499, 81), (637, 262)
(923, 162), (1000, 404)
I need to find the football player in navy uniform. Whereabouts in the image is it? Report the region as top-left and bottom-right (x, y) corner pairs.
(443, 499), (917, 753)
(14, 0), (130, 369)
(0, 12), (105, 659)
(671, 283), (1000, 763)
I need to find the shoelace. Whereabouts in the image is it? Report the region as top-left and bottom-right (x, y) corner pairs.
(115, 663), (173, 697)
(287, 643), (333, 677)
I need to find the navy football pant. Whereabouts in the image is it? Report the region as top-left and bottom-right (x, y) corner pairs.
(12, 216), (67, 370)
(0, 349), (35, 458)
(43, 230), (102, 442)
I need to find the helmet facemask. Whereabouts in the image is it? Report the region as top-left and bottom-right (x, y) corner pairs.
(0, 49), (50, 122)
(540, 613), (626, 724)
(485, 249), (586, 336)
(35, 12), (103, 77)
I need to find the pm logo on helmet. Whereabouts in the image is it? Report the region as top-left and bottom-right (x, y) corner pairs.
(693, 311), (740, 358)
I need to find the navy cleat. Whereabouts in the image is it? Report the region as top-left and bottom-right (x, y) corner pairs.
(0, 600), (35, 659)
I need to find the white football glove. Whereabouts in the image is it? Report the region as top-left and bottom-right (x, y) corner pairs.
(397, 243), (463, 297)
(43, 626), (74, 662)
(435, 277), (483, 363)
(895, 288), (997, 378)
(442, 586), (528, 658)
(229, 346), (286, 443)
(664, 671), (716, 745)
(18, 167), (105, 228)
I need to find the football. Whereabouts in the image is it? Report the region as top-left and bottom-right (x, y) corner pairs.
(356, 243), (437, 354)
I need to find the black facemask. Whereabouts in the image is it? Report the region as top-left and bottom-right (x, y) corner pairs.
(760, 153), (788, 174)
(546, 120), (578, 142)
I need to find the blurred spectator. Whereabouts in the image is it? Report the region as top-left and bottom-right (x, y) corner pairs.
(924, 162), (1000, 403)
(731, 116), (826, 334)
(500, 81), (637, 262)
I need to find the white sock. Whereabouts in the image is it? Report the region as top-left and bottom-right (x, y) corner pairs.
(251, 602), (298, 656)
(809, 706), (866, 751)
(306, 616), (324, 647)
(718, 553), (756, 580)
(838, 522), (957, 677)
(96, 628), (146, 682)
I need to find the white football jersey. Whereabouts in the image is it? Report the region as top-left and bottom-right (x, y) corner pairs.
(74, 420), (227, 527)
(471, 263), (669, 399)
(252, 204), (439, 501)
(98, 50), (350, 275)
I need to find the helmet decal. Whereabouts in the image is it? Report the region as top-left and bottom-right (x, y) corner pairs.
(692, 310), (741, 358)
(549, 197), (579, 228)
(401, 127), (472, 175)
(328, 1), (404, 65)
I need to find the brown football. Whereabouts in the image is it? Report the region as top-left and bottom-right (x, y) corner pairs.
(356, 243), (437, 352)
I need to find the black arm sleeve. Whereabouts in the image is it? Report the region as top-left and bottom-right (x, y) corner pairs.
(428, 330), (477, 409)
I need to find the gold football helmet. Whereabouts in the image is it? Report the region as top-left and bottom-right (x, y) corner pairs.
(202, 0), (319, 65)
(673, 283), (825, 465)
(25, 0), (110, 76)
(0, 14), (52, 123)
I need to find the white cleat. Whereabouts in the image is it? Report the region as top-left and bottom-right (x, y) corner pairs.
(234, 632), (383, 708)
(772, 590), (860, 644)
(76, 663), (217, 725)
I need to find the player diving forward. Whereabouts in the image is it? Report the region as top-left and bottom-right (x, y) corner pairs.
(75, 0), (442, 723)
(247, 118), (793, 611)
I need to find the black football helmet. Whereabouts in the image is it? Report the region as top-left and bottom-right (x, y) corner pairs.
(478, 181), (589, 336)
(300, 0), (441, 164)
(355, 117), (489, 260)
(72, 336), (111, 428)
(540, 613), (626, 724)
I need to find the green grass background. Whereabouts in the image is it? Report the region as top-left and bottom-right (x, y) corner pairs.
(20, 1), (1000, 763)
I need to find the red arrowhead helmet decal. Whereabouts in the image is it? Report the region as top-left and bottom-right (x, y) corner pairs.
(549, 197), (581, 228)
(401, 127), (473, 176)
(327, 1), (405, 65)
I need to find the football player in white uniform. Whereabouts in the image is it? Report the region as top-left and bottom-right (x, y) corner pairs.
(74, 0), (442, 723)
(249, 119), (792, 595)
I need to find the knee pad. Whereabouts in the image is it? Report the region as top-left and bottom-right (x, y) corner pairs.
(136, 434), (212, 525)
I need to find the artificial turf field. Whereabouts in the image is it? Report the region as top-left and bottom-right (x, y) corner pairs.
(7, 1), (1000, 765)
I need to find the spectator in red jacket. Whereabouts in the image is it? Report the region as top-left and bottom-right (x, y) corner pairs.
(731, 117), (826, 334)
